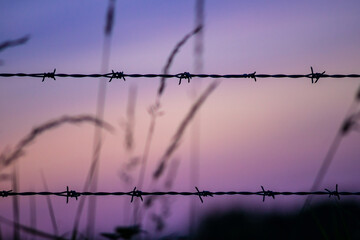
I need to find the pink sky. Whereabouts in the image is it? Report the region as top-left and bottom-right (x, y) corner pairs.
(1, 0), (360, 238)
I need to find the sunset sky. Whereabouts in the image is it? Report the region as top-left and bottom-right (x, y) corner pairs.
(1, 0), (360, 237)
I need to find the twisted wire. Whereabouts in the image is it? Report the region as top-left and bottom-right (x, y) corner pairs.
(1, 185), (359, 203)
(1, 68), (360, 83)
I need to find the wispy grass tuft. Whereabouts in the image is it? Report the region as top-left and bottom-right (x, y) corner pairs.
(153, 80), (220, 179)
(84, 0), (117, 237)
(0, 215), (64, 240)
(104, 0), (116, 36)
(29, 195), (36, 240)
(157, 25), (202, 97)
(41, 171), (59, 236)
(0, 35), (30, 53)
(0, 115), (114, 172)
(137, 24), (203, 191)
(303, 84), (360, 209)
(134, 25), (203, 227)
(124, 85), (137, 153)
(12, 166), (20, 240)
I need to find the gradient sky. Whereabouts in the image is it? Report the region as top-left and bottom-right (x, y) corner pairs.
(1, 0), (360, 238)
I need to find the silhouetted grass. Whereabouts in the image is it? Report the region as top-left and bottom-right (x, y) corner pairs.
(3, 2), (359, 239)
(134, 25), (204, 227)
(0, 215), (64, 240)
(138, 24), (203, 191)
(190, 0), (206, 189)
(0, 115), (113, 239)
(11, 166), (20, 240)
(0, 115), (114, 172)
(304, 85), (360, 208)
(124, 85), (137, 153)
(118, 85), (140, 225)
(0, 35), (30, 53)
(83, 0), (117, 237)
(189, 0), (205, 233)
(144, 81), (220, 225)
(157, 25), (202, 97)
(153, 80), (220, 179)
(41, 171), (59, 236)
(29, 195), (36, 240)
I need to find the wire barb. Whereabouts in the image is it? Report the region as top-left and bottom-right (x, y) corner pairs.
(42, 69), (56, 82)
(195, 187), (213, 203)
(0, 190), (12, 197)
(109, 70), (126, 82)
(325, 184), (340, 200)
(65, 186), (80, 204)
(130, 187), (143, 203)
(309, 66), (326, 84)
(177, 72), (192, 85)
(247, 71), (257, 82)
(261, 186), (275, 202)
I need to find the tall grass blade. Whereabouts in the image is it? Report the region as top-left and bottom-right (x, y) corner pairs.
(190, 0), (205, 234)
(40, 172), (59, 236)
(303, 85), (360, 208)
(0, 35), (30, 53)
(0, 215), (64, 240)
(157, 25), (202, 97)
(153, 80), (220, 179)
(29, 195), (37, 240)
(83, 0), (117, 238)
(124, 85), (137, 153)
(0, 115), (113, 172)
(12, 166), (20, 240)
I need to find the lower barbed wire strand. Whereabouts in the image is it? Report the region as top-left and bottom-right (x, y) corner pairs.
(1, 72), (360, 80)
(2, 188), (360, 200)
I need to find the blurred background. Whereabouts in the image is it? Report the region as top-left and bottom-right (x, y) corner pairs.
(0, 0), (360, 239)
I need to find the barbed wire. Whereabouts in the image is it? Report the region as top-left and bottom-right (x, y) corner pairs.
(1, 184), (359, 204)
(1, 67), (360, 84)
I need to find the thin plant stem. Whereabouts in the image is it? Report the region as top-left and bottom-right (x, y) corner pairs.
(189, 0), (205, 235)
(40, 171), (59, 236)
(303, 86), (360, 209)
(12, 165), (20, 240)
(29, 195), (36, 240)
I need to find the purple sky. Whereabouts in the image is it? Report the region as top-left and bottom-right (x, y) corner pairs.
(1, 0), (360, 238)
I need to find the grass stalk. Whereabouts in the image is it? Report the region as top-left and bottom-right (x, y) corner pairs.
(0, 35), (30, 53)
(0, 115), (113, 172)
(303, 85), (360, 209)
(12, 166), (20, 240)
(153, 80), (220, 179)
(29, 195), (36, 240)
(79, 1), (117, 238)
(0, 215), (64, 240)
(40, 172), (59, 236)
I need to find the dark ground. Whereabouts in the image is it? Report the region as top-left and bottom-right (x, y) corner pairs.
(191, 201), (360, 240)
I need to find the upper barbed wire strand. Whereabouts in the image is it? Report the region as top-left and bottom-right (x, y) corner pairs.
(1, 71), (360, 81)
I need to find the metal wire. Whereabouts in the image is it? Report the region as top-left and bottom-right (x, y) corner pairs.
(1, 184), (358, 204)
(1, 68), (360, 83)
